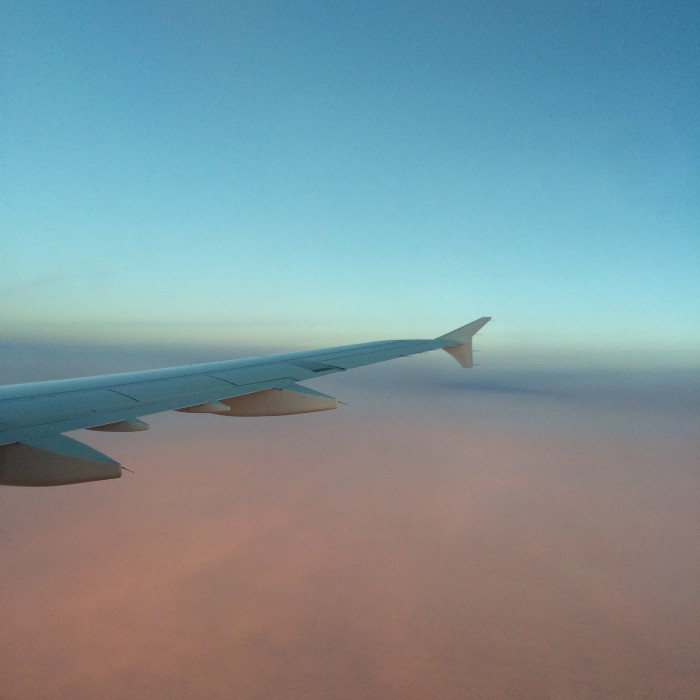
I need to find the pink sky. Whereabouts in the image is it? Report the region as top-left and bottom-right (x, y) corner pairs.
(1, 365), (698, 699)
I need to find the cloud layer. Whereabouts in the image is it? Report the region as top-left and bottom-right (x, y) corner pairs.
(1, 350), (698, 699)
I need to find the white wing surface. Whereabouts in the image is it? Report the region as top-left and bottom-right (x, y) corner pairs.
(0, 318), (490, 486)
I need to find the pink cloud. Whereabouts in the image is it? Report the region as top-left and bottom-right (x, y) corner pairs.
(0, 397), (698, 699)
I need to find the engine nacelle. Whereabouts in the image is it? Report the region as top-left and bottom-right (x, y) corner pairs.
(0, 435), (121, 486)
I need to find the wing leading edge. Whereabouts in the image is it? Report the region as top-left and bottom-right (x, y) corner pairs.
(0, 317), (490, 486)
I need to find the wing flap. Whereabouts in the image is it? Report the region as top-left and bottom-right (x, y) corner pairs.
(208, 362), (310, 386)
(111, 375), (233, 402)
(1, 389), (137, 431)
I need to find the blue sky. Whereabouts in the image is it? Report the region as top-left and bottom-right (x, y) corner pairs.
(2, 1), (698, 363)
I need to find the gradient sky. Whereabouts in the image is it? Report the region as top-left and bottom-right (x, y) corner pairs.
(1, 4), (700, 699)
(2, 1), (699, 361)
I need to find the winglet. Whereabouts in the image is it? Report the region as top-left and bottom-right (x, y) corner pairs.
(436, 317), (491, 368)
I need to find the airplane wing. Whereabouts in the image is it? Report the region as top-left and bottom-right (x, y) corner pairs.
(0, 317), (490, 486)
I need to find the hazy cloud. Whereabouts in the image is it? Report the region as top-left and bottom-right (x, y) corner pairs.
(1, 358), (698, 698)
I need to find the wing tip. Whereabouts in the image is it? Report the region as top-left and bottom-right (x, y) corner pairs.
(437, 317), (491, 368)
(437, 317), (491, 344)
